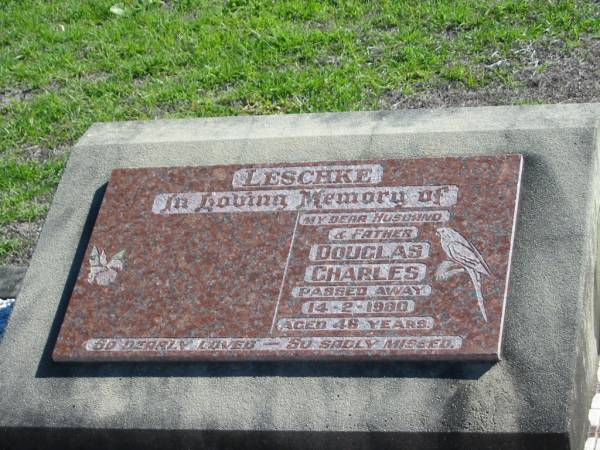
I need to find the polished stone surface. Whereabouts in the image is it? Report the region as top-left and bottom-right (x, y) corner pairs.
(53, 155), (522, 362)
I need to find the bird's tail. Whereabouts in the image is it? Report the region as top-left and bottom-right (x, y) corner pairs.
(467, 268), (487, 322)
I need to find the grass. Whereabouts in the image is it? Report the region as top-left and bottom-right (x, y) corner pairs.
(1, 0), (600, 264)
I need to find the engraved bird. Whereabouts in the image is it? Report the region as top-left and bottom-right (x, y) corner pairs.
(435, 227), (491, 322)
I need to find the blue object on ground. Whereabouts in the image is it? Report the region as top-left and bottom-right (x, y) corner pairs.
(0, 298), (15, 340)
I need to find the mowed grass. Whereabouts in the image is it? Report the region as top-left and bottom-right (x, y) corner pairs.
(1, 0), (600, 263)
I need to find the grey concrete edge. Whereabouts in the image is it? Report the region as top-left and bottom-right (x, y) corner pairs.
(76, 103), (600, 147)
(569, 124), (600, 450)
(0, 266), (27, 299)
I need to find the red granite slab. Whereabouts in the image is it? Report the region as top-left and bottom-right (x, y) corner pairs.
(53, 155), (523, 362)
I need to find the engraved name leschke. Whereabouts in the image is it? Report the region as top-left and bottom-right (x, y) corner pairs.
(232, 164), (384, 188)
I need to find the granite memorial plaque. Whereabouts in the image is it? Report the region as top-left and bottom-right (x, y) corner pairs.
(53, 154), (522, 361)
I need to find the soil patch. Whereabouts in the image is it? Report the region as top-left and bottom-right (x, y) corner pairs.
(383, 38), (600, 109)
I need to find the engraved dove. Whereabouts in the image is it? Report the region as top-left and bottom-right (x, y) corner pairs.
(88, 246), (125, 286)
(435, 227), (491, 322)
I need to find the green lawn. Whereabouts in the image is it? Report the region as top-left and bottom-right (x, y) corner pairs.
(1, 0), (599, 264)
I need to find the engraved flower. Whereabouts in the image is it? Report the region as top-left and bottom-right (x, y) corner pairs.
(88, 246), (125, 286)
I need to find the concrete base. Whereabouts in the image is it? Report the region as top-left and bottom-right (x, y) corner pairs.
(0, 265), (27, 298)
(1, 104), (599, 449)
